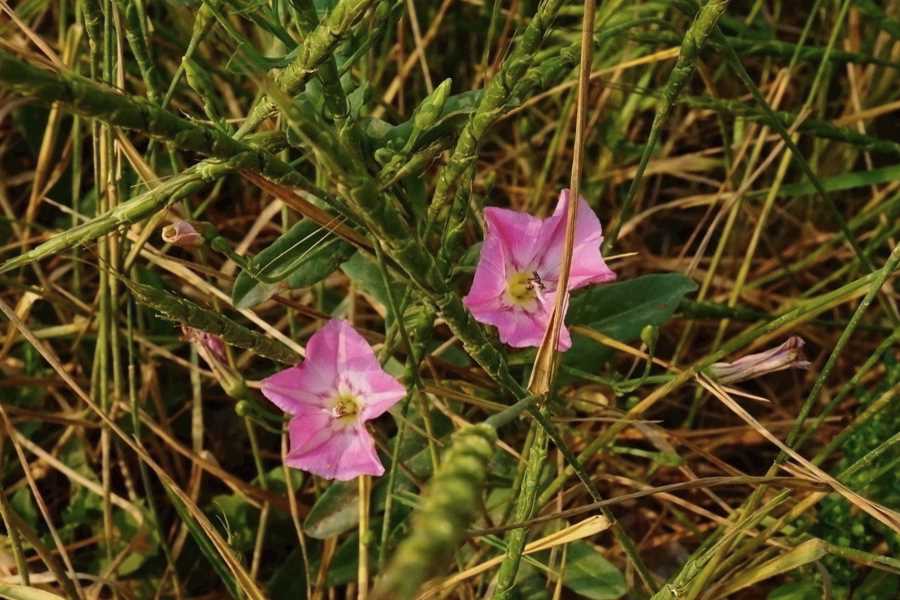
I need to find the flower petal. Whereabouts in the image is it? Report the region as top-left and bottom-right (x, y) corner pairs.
(484, 206), (544, 271)
(536, 189), (616, 289)
(329, 319), (383, 376)
(351, 369), (407, 421)
(463, 233), (508, 307)
(317, 320), (407, 420)
(286, 410), (338, 456)
(286, 421), (384, 480)
(261, 364), (332, 415)
(708, 336), (811, 384)
(162, 220), (203, 248)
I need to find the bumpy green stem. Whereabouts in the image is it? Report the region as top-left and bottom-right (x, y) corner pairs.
(237, 0), (379, 137)
(373, 424), (497, 600)
(492, 423), (548, 599)
(604, 0), (729, 250)
(125, 281), (301, 364)
(0, 159), (220, 274)
(115, 0), (163, 104)
(291, 0), (349, 120)
(682, 95), (900, 157)
(425, 0), (567, 236)
(0, 48), (304, 177)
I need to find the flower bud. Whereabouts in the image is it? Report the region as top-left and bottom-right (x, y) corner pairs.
(708, 336), (811, 384)
(640, 324), (658, 350)
(162, 220), (203, 248)
(182, 326), (247, 399)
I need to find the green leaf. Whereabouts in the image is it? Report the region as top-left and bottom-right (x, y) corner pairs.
(567, 273), (697, 335)
(563, 273), (697, 373)
(10, 488), (37, 531)
(326, 532), (366, 587)
(774, 162), (900, 198)
(340, 251), (409, 323)
(303, 480), (359, 540)
(112, 502), (158, 576)
(562, 541), (627, 600)
(232, 219), (356, 309)
(0, 585), (67, 600)
(268, 546), (310, 600)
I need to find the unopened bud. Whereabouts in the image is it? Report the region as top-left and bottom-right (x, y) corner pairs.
(708, 336), (811, 384)
(640, 324), (658, 350)
(182, 326), (247, 399)
(162, 220), (203, 248)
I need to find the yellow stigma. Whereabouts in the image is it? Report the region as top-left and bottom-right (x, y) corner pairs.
(505, 271), (542, 308)
(332, 393), (361, 425)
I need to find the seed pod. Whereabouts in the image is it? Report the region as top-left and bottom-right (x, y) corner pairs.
(404, 78), (452, 153)
(373, 424), (497, 600)
(80, 0), (103, 56)
(183, 58), (221, 123)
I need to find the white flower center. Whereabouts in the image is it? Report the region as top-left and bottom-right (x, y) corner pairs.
(505, 270), (544, 309)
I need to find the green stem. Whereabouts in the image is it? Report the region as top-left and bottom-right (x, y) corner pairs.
(492, 423), (548, 599)
(236, 0), (380, 137)
(425, 0), (568, 238)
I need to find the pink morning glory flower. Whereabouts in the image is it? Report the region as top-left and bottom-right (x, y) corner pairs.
(261, 320), (406, 480)
(463, 189), (616, 351)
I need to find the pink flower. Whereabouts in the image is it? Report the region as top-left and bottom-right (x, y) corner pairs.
(261, 320), (406, 480)
(708, 336), (811, 384)
(162, 220), (203, 248)
(463, 189), (616, 351)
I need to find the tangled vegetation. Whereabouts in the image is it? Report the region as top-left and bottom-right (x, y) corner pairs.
(1, 0), (900, 598)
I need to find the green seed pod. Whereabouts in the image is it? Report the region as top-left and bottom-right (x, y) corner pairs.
(405, 78), (452, 152)
(640, 324), (659, 351)
(183, 58), (222, 124)
(373, 424), (497, 600)
(374, 147), (396, 166)
(80, 0), (103, 55)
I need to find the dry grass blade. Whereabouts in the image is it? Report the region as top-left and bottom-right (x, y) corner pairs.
(241, 171), (371, 249)
(699, 375), (900, 534)
(710, 539), (827, 598)
(418, 516), (611, 598)
(528, 0), (597, 395)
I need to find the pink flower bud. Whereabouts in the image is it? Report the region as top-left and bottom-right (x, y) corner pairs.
(181, 327), (245, 398)
(708, 337), (811, 384)
(162, 220), (203, 248)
